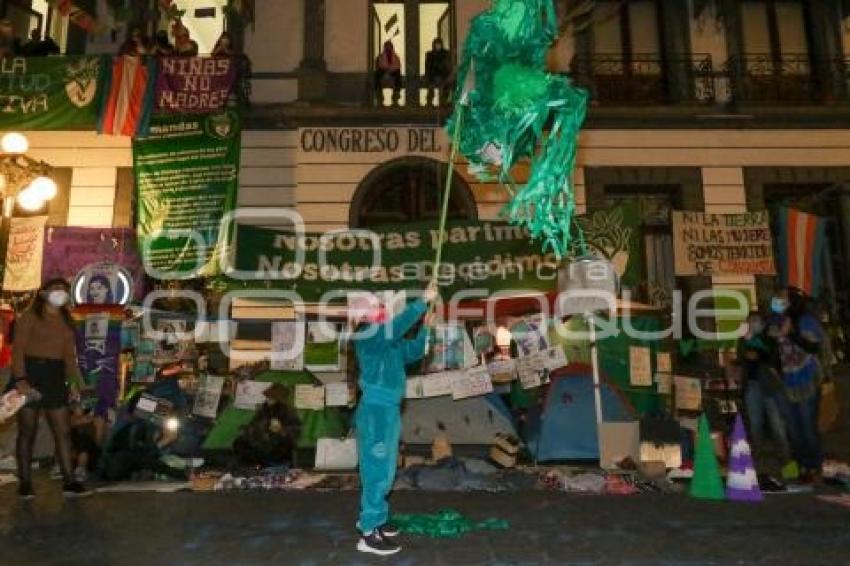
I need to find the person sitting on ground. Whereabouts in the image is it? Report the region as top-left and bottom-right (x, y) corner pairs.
(211, 32), (235, 57)
(173, 23), (198, 56)
(99, 392), (186, 482)
(374, 41), (402, 106)
(152, 30), (174, 56)
(424, 37), (452, 106)
(233, 383), (301, 468)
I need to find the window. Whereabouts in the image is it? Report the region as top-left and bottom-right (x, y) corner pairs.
(603, 186), (678, 308)
(741, 0), (809, 58)
(166, 0), (228, 55)
(350, 157), (476, 228)
(369, 1), (454, 107)
(592, 0), (661, 58)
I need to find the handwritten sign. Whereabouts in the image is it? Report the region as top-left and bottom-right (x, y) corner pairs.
(193, 374), (225, 418)
(421, 371), (454, 398)
(629, 346), (653, 387)
(271, 320), (304, 370)
(155, 57), (237, 113)
(674, 376), (702, 411)
(294, 384), (326, 410)
(656, 352), (672, 374)
(516, 353), (546, 389)
(655, 372), (672, 395)
(2, 216), (46, 291)
(451, 366), (494, 400)
(233, 380), (271, 410)
(672, 211), (775, 276)
(406, 376), (423, 399)
(325, 382), (352, 407)
(542, 346), (568, 372)
(487, 359), (517, 384)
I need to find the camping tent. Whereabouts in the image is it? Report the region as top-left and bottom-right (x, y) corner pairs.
(402, 393), (517, 445)
(525, 363), (634, 461)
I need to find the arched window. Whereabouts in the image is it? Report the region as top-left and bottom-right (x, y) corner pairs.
(350, 157), (476, 228)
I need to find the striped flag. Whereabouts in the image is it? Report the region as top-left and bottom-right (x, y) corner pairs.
(775, 207), (827, 297)
(98, 56), (156, 137)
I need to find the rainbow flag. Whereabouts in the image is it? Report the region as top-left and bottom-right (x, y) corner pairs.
(775, 207), (827, 297)
(98, 56), (156, 137)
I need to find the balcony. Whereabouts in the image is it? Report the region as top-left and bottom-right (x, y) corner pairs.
(570, 54), (716, 106)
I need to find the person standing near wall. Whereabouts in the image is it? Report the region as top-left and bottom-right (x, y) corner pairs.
(351, 283), (438, 556)
(9, 278), (91, 499)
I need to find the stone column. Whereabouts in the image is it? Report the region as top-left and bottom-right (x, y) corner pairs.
(404, 0), (419, 106)
(299, 0), (328, 101)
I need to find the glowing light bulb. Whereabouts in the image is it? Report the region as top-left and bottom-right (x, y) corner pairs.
(165, 417), (181, 432)
(16, 186), (45, 211)
(1, 132), (29, 154)
(29, 176), (57, 201)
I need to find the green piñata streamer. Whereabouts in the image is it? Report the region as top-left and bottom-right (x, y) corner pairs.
(448, 0), (588, 258)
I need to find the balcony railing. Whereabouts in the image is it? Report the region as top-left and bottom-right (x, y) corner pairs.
(723, 53), (822, 104)
(570, 53), (716, 106)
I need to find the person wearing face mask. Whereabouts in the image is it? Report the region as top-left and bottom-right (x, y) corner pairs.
(8, 278), (90, 499)
(351, 282), (438, 556)
(765, 287), (824, 482)
(736, 312), (791, 472)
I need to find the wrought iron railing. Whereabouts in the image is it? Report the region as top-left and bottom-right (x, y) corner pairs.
(570, 53), (716, 105)
(723, 53), (820, 104)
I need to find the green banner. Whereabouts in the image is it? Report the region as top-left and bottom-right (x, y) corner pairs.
(575, 202), (643, 286)
(0, 56), (103, 130)
(222, 220), (560, 301)
(134, 111), (241, 277)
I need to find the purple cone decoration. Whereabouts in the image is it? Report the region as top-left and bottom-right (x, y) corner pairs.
(726, 414), (763, 503)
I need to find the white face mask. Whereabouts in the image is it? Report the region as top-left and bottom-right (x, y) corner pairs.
(46, 290), (69, 308)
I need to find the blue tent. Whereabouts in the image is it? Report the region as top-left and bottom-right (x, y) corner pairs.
(525, 363), (634, 462)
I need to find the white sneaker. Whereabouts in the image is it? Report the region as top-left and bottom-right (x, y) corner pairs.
(49, 464), (62, 480)
(74, 467), (88, 483)
(357, 531), (401, 556)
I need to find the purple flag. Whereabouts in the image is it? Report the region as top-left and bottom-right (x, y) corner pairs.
(42, 227), (144, 301)
(73, 307), (123, 418)
(155, 57), (237, 114)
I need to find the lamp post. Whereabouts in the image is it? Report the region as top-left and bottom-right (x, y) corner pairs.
(0, 132), (58, 285)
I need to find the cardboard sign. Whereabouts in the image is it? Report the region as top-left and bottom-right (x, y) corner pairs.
(451, 366), (494, 400)
(233, 380), (271, 410)
(193, 374), (225, 418)
(271, 320), (304, 371)
(629, 346), (653, 387)
(672, 211), (776, 276)
(325, 382), (352, 407)
(674, 376), (703, 411)
(421, 371), (454, 398)
(405, 376), (423, 399)
(294, 384), (326, 410)
(3, 216), (47, 291)
(487, 359), (517, 384)
(655, 372), (672, 395)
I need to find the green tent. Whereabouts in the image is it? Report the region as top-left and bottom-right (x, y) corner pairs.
(202, 370), (348, 450)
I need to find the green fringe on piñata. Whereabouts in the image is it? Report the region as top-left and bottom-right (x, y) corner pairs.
(448, 0), (588, 259)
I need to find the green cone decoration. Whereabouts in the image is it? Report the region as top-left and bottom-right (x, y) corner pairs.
(448, 0), (588, 259)
(690, 414), (725, 501)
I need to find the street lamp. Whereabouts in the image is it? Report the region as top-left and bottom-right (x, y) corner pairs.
(0, 132), (57, 212)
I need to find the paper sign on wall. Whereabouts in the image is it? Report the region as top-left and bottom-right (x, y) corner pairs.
(406, 376), (423, 399)
(516, 353), (545, 389)
(629, 346), (653, 387)
(421, 371), (454, 397)
(542, 346), (568, 372)
(487, 359), (517, 384)
(656, 352), (672, 374)
(234, 380), (271, 410)
(193, 374), (225, 418)
(3, 216), (47, 291)
(271, 320), (304, 371)
(325, 382), (352, 407)
(295, 384), (326, 410)
(451, 366), (494, 400)
(655, 372), (672, 395)
(674, 376), (702, 411)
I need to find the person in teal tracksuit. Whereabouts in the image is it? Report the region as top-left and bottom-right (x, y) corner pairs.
(351, 284), (437, 556)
